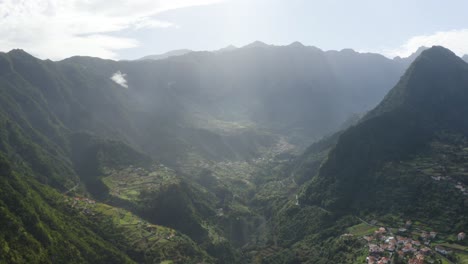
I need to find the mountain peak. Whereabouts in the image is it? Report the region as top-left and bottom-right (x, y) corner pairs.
(222, 44), (237, 50)
(417, 45), (458, 61)
(369, 46), (468, 119)
(215, 45), (238, 53)
(339, 48), (358, 54)
(288, 41), (305, 48)
(7, 49), (35, 59)
(243, 41), (270, 49)
(8, 48), (27, 54)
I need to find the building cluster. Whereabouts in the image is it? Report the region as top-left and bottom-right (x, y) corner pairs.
(454, 182), (468, 195)
(216, 208), (225, 217)
(364, 225), (435, 264)
(363, 219), (467, 264)
(72, 196), (96, 204)
(68, 196), (97, 215)
(166, 230), (176, 240)
(431, 175), (468, 196)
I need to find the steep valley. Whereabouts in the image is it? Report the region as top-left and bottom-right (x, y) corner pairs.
(0, 44), (467, 264)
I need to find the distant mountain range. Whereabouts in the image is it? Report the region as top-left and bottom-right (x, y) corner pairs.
(138, 41), (432, 65)
(138, 49), (193, 60)
(132, 42), (434, 147)
(138, 45), (239, 60)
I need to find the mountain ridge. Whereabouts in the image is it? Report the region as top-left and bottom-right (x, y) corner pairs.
(257, 46), (468, 263)
(132, 42), (430, 65)
(302, 46), (468, 218)
(138, 49), (193, 61)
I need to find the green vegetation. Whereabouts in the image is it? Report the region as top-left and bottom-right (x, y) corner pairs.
(246, 47), (468, 263)
(346, 223), (378, 237)
(101, 162), (245, 262)
(65, 196), (213, 263)
(1, 43), (468, 264)
(0, 51), (217, 262)
(102, 164), (180, 201)
(0, 154), (134, 264)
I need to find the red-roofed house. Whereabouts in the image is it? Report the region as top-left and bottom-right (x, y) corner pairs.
(405, 220), (413, 228)
(366, 256), (377, 264)
(420, 231), (429, 240)
(378, 257), (390, 264)
(420, 247), (431, 255)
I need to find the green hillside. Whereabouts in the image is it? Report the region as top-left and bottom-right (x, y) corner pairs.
(259, 47), (468, 263)
(1, 44), (467, 263)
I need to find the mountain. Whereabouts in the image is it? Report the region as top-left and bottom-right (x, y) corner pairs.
(238, 46), (468, 264)
(288, 41), (306, 48)
(0, 156), (212, 263)
(0, 43), (423, 263)
(463, 54), (468, 63)
(65, 43), (408, 148)
(0, 51), (213, 263)
(242, 41), (271, 49)
(264, 47), (468, 262)
(215, 45), (238, 53)
(138, 49), (193, 60)
(304, 46), (468, 212)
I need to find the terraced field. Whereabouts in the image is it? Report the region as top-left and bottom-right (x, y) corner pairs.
(64, 196), (212, 263)
(102, 164), (180, 202)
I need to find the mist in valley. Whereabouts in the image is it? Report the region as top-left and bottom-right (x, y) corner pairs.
(1, 1), (468, 264)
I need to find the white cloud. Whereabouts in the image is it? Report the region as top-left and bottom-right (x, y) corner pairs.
(382, 29), (468, 58)
(0, 0), (225, 60)
(132, 17), (178, 30)
(111, 71), (128, 88)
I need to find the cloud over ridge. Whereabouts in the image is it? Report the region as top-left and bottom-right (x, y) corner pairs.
(382, 29), (468, 58)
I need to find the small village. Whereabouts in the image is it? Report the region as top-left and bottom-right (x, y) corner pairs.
(65, 196), (97, 216)
(351, 220), (468, 264)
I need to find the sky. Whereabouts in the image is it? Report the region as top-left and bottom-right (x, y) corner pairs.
(1, 0), (468, 60)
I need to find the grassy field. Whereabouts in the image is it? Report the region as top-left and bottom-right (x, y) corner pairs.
(441, 257), (452, 264)
(457, 252), (468, 264)
(346, 223), (378, 236)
